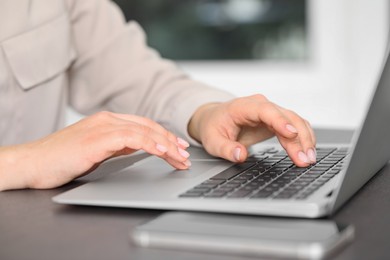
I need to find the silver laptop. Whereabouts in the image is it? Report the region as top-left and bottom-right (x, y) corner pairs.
(53, 48), (390, 218)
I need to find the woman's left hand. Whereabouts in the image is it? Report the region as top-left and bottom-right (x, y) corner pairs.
(188, 94), (317, 167)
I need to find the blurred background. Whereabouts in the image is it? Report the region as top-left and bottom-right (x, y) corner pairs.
(67, 0), (389, 130)
(113, 0), (308, 61)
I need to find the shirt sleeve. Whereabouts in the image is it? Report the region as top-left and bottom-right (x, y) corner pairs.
(65, 0), (235, 145)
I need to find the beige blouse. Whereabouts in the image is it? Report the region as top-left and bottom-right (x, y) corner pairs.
(0, 0), (234, 146)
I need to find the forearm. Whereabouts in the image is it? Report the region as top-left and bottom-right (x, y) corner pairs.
(0, 143), (36, 191)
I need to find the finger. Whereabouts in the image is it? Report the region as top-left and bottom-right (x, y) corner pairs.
(202, 129), (249, 163)
(231, 97), (298, 140)
(110, 112), (189, 149)
(163, 156), (192, 170)
(129, 123), (191, 163)
(305, 120), (317, 146)
(280, 110), (317, 163)
(237, 125), (275, 146)
(304, 119), (317, 162)
(131, 125), (190, 163)
(112, 136), (191, 170)
(94, 111), (188, 157)
(277, 135), (311, 167)
(86, 122), (187, 169)
(144, 139), (191, 170)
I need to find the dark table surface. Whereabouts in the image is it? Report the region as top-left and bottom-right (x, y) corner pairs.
(1, 129), (389, 260)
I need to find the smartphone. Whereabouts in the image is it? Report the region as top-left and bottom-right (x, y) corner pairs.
(131, 212), (354, 260)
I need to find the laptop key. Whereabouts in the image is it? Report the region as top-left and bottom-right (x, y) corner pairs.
(220, 183), (241, 189)
(213, 187), (235, 193)
(328, 169), (341, 174)
(179, 192), (204, 198)
(229, 179), (248, 184)
(274, 193), (294, 199)
(194, 183), (218, 189)
(250, 190), (273, 198)
(227, 190), (252, 198)
(202, 179), (226, 185)
(204, 191), (227, 198)
(190, 187), (211, 193)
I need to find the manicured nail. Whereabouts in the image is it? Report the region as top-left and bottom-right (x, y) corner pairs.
(178, 148), (190, 158)
(298, 151), (310, 164)
(156, 144), (168, 153)
(234, 147), (241, 162)
(183, 160), (192, 167)
(177, 137), (190, 148)
(307, 148), (317, 163)
(286, 124), (298, 134)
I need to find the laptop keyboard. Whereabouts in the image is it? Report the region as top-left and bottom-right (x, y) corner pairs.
(179, 147), (348, 200)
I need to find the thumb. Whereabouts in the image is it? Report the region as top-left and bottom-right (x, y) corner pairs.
(204, 134), (248, 163)
(231, 144), (248, 163)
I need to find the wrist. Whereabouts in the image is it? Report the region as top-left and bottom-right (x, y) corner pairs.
(188, 102), (220, 143)
(0, 143), (36, 191)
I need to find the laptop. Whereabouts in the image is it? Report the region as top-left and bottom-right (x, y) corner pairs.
(53, 48), (390, 218)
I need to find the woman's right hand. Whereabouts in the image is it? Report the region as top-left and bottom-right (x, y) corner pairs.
(0, 111), (191, 191)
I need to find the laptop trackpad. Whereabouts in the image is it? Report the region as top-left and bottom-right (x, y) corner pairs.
(131, 156), (230, 180)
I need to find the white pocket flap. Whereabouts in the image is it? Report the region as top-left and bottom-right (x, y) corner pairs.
(2, 14), (75, 90)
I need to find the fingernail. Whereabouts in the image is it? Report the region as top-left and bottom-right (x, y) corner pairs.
(286, 124), (298, 134)
(178, 148), (190, 158)
(307, 148), (317, 163)
(177, 137), (190, 148)
(183, 160), (192, 167)
(234, 147), (241, 162)
(298, 151), (310, 164)
(156, 144), (168, 153)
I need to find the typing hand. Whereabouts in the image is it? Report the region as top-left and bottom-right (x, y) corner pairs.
(188, 94), (317, 167)
(0, 111), (190, 191)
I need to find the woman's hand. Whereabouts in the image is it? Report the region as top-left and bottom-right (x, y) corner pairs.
(0, 111), (190, 191)
(188, 94), (317, 167)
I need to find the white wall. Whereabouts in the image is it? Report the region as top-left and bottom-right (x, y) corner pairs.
(67, 0), (389, 128)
